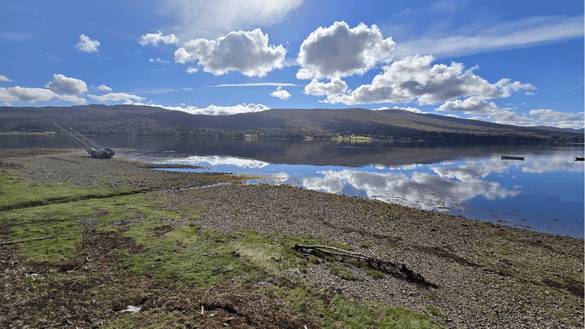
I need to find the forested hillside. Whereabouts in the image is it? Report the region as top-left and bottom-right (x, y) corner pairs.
(0, 105), (582, 143)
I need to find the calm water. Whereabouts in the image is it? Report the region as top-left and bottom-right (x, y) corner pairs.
(1, 134), (583, 238)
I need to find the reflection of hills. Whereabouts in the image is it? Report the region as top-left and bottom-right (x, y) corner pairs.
(1, 105), (582, 143)
(136, 139), (578, 167)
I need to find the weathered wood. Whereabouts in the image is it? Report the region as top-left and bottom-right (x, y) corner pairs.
(0, 235), (74, 246)
(293, 244), (438, 288)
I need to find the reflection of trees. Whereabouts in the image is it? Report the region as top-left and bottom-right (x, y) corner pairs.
(302, 169), (520, 211)
(165, 155), (269, 168)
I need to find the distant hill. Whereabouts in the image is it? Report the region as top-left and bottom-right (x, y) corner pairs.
(0, 105), (582, 143)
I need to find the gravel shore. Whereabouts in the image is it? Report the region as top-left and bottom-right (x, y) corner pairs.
(2, 149), (583, 328)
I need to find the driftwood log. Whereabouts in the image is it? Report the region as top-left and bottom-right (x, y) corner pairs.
(292, 244), (438, 288)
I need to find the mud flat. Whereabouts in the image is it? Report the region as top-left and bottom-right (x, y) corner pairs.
(0, 149), (583, 328)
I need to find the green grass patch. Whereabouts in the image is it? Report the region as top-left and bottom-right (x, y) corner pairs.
(423, 305), (447, 318)
(120, 227), (311, 286)
(367, 269), (384, 279)
(0, 169), (139, 211)
(328, 263), (362, 281)
(501, 247), (513, 255)
(281, 286), (445, 329)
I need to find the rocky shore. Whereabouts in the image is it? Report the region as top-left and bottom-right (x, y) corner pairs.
(1, 149), (583, 328)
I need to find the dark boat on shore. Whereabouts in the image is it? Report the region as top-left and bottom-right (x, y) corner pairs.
(53, 123), (115, 159)
(501, 155), (524, 161)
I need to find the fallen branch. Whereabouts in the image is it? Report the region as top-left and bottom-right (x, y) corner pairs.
(293, 244), (437, 288)
(0, 235), (74, 246)
(58, 258), (88, 281)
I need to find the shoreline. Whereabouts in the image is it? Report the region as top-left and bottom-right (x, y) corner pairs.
(1, 149), (583, 328)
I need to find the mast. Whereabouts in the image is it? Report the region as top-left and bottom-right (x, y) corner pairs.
(68, 127), (102, 150)
(52, 123), (93, 149)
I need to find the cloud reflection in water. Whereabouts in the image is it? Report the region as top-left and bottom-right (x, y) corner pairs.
(302, 169), (520, 211)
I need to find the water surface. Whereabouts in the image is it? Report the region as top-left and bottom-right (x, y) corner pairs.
(2, 134), (583, 238)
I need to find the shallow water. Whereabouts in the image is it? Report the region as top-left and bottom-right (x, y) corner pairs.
(1, 135), (583, 238)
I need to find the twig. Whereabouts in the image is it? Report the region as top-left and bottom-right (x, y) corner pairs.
(201, 306), (204, 315)
(274, 292), (285, 306)
(57, 258), (88, 281)
(0, 234), (74, 246)
(207, 285), (214, 293)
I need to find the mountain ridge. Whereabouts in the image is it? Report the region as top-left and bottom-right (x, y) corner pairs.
(0, 105), (582, 143)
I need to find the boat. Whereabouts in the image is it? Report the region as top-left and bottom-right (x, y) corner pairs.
(53, 123), (115, 159)
(501, 155), (524, 161)
(576, 157), (584, 161)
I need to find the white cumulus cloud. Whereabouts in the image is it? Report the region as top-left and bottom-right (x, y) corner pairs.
(437, 97), (584, 129)
(297, 21), (395, 80)
(0, 86), (86, 105)
(269, 86), (291, 100)
(186, 67), (198, 74)
(304, 77), (348, 97)
(140, 31), (179, 46)
(75, 34), (100, 53)
(175, 29), (287, 77)
(529, 109), (584, 129)
(324, 55), (535, 105)
(88, 92), (144, 103)
(0, 75), (11, 82)
(45, 74), (88, 95)
(374, 106), (421, 113)
(97, 84), (112, 92)
(158, 0), (303, 39)
(145, 103), (270, 116)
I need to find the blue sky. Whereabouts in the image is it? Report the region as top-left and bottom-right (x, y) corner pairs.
(1, 0), (583, 129)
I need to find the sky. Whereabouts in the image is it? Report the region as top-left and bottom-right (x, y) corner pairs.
(1, 0), (583, 129)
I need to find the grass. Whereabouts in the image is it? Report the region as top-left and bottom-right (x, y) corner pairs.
(328, 263), (362, 281)
(0, 168), (140, 211)
(423, 306), (447, 318)
(278, 286), (445, 329)
(501, 247), (513, 255)
(0, 168), (448, 328)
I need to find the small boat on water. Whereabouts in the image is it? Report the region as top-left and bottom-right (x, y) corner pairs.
(576, 157), (584, 161)
(53, 123), (115, 159)
(501, 155), (524, 161)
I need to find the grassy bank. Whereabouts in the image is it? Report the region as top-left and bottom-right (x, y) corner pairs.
(0, 163), (445, 328)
